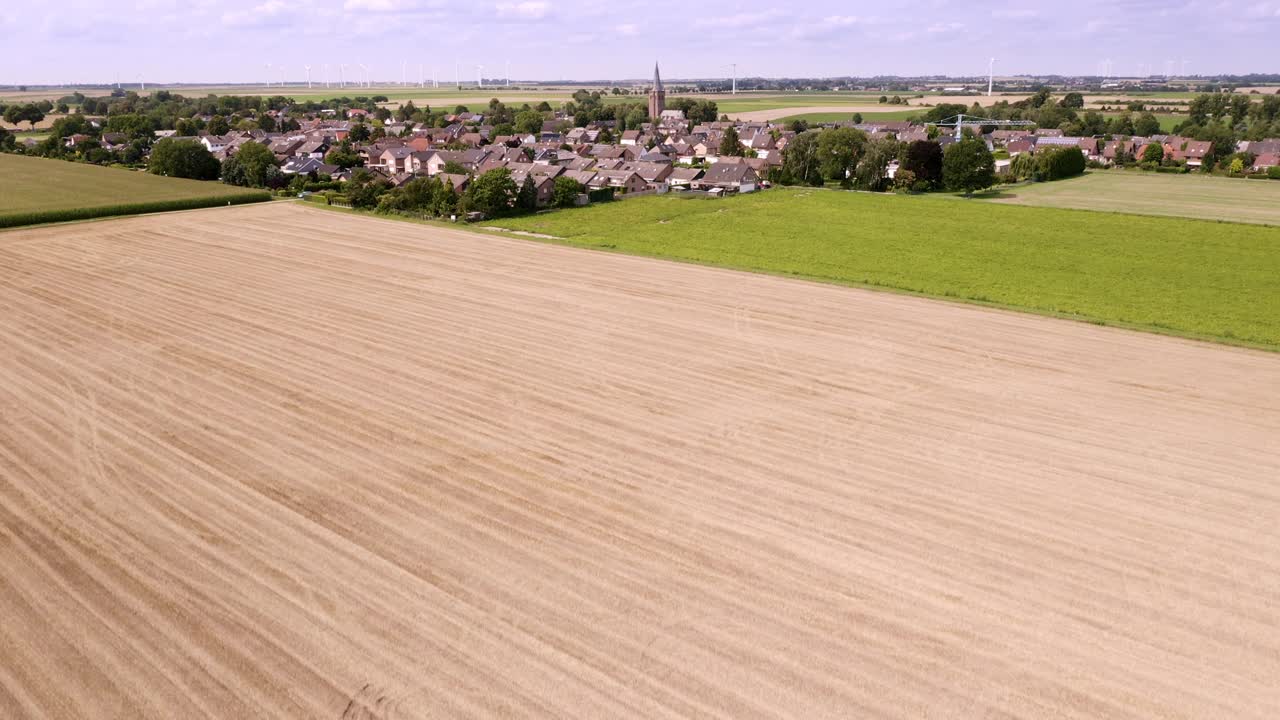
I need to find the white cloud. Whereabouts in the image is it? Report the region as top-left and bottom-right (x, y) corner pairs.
(496, 0), (549, 19)
(616, 22), (639, 36)
(695, 10), (783, 29)
(822, 15), (860, 26)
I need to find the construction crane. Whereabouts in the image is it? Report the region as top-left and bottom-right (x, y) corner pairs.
(936, 114), (1035, 141)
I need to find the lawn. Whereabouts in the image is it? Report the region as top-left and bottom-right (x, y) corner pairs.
(985, 171), (1280, 225)
(489, 188), (1280, 349)
(0, 153), (269, 227)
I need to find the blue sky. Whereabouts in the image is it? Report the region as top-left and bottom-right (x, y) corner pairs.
(2, 0), (1277, 85)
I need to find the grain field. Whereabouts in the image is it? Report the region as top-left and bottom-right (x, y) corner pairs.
(1, 202), (1278, 719)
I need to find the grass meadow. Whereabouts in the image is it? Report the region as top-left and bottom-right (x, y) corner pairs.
(489, 187), (1280, 349)
(0, 154), (269, 227)
(985, 171), (1280, 225)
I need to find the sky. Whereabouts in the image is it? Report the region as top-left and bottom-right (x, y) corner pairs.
(2, 0), (1278, 85)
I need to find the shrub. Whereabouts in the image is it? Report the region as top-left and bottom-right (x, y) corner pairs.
(1269, 166), (1280, 180)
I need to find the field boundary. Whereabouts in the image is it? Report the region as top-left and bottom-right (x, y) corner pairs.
(299, 200), (1279, 354)
(0, 190), (272, 229)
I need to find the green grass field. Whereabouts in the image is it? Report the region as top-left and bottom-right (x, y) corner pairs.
(985, 171), (1280, 225)
(775, 109), (922, 124)
(0, 154), (269, 227)
(1101, 112), (1183, 131)
(488, 188), (1280, 349)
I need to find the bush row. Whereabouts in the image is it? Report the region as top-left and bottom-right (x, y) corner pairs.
(0, 192), (272, 228)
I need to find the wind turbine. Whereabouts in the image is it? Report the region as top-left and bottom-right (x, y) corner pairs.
(987, 57), (995, 96)
(455, 62), (460, 89)
(476, 64), (484, 88)
(324, 63), (330, 88)
(359, 63), (369, 88)
(137, 73), (145, 91)
(401, 59), (407, 86)
(305, 64), (312, 89)
(505, 60), (510, 87)
(266, 62), (273, 87)
(279, 65), (286, 87)
(339, 63), (346, 88)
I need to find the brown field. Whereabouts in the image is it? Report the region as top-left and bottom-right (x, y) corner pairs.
(2, 203), (1279, 719)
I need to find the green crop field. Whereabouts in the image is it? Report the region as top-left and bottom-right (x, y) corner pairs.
(776, 109), (922, 124)
(487, 187), (1280, 349)
(0, 154), (269, 227)
(985, 171), (1280, 225)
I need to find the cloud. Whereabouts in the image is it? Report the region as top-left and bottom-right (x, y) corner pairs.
(695, 10), (783, 29)
(496, 0), (549, 19)
(222, 0), (294, 26)
(822, 15), (860, 26)
(615, 22), (639, 36)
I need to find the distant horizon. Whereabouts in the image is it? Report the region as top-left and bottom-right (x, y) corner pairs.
(6, 73), (1280, 92)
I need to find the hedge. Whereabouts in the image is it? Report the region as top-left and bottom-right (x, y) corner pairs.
(0, 191), (272, 228)
(587, 187), (615, 203)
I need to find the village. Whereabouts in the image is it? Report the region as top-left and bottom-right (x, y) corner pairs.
(9, 64), (1276, 216)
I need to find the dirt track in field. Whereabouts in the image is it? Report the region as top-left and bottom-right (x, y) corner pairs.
(2, 203), (1279, 719)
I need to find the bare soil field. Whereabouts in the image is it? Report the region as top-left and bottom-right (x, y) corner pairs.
(1, 203), (1279, 719)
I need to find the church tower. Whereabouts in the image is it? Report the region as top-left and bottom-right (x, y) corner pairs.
(648, 63), (666, 119)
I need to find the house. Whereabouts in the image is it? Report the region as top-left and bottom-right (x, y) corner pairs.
(1102, 140), (1135, 164)
(1181, 140), (1213, 168)
(665, 167), (703, 188)
(589, 169), (648, 194)
(696, 163), (759, 193)
(379, 147), (415, 174)
(296, 140), (330, 159)
(281, 157), (338, 175)
(437, 173), (470, 193)
(620, 130), (642, 146)
(508, 168), (556, 206)
(1252, 153), (1279, 171)
(621, 161), (674, 188)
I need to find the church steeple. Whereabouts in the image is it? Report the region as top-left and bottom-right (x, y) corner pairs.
(648, 62), (666, 119)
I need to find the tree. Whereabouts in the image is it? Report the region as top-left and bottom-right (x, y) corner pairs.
(206, 115), (230, 135)
(514, 110), (544, 135)
(465, 167), (518, 217)
(779, 130), (822, 186)
(148, 138), (221, 180)
(348, 122), (370, 142)
(441, 160), (468, 175)
(552, 176), (584, 208)
(1036, 147), (1086, 181)
(1141, 142), (1165, 165)
(815, 127), (867, 185)
(900, 140), (944, 189)
(1134, 112), (1162, 137)
(3, 103), (44, 130)
(0, 126), (13, 151)
(719, 125), (744, 157)
(326, 145), (361, 169)
(1228, 157), (1245, 175)
(854, 138), (899, 191)
(1061, 92), (1085, 109)
(942, 138), (995, 194)
(222, 141), (277, 187)
(516, 174), (538, 211)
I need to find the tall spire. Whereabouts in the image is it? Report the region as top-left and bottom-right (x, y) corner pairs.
(653, 62), (663, 93)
